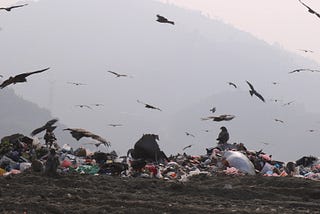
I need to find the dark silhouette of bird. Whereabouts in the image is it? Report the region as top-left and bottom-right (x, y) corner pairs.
(289, 68), (320, 73)
(156, 14), (175, 25)
(0, 67), (50, 89)
(31, 119), (58, 136)
(108, 124), (123, 127)
(298, 49), (314, 53)
(227, 82), (237, 88)
(307, 129), (317, 132)
(185, 132), (195, 137)
(298, 0), (320, 19)
(137, 100), (162, 111)
(210, 107), (216, 113)
(0, 4), (28, 11)
(201, 114), (235, 122)
(91, 103), (104, 107)
(64, 128), (111, 147)
(272, 82), (279, 85)
(216, 126), (229, 144)
(182, 144), (193, 151)
(282, 101), (294, 106)
(75, 104), (92, 109)
(270, 99), (282, 103)
(83, 141), (109, 148)
(107, 70), (128, 78)
(67, 82), (86, 86)
(246, 80), (265, 102)
(274, 118), (284, 123)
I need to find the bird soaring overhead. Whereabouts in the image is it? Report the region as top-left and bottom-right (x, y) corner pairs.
(298, 0), (320, 19)
(31, 119), (58, 136)
(67, 82), (86, 86)
(137, 100), (162, 111)
(246, 80), (265, 102)
(156, 14), (175, 25)
(64, 128), (111, 147)
(75, 104), (92, 109)
(0, 4), (28, 11)
(0, 67), (50, 89)
(289, 68), (320, 74)
(210, 107), (216, 113)
(274, 118), (284, 123)
(185, 132), (195, 137)
(282, 101), (295, 106)
(201, 114), (235, 122)
(182, 144), (193, 151)
(227, 82), (237, 88)
(298, 49), (314, 53)
(108, 124), (123, 127)
(107, 70), (127, 78)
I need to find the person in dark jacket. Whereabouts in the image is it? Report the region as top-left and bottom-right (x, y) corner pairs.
(44, 149), (60, 177)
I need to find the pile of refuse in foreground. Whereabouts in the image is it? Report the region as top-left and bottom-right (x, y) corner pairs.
(0, 133), (319, 181)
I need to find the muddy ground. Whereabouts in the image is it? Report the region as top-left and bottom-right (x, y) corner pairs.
(1, 172), (320, 214)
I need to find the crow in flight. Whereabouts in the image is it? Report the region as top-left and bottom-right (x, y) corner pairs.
(201, 114), (235, 122)
(282, 101), (295, 106)
(0, 4), (28, 11)
(274, 118), (284, 123)
(107, 70), (128, 78)
(298, 49), (314, 53)
(67, 82), (86, 86)
(298, 0), (320, 19)
(182, 144), (193, 151)
(64, 128), (111, 147)
(227, 82), (237, 88)
(75, 104), (92, 109)
(137, 100), (162, 111)
(156, 14), (175, 25)
(31, 119), (58, 136)
(108, 124), (123, 127)
(185, 132), (195, 137)
(0, 67), (50, 89)
(210, 107), (216, 113)
(289, 68), (320, 73)
(246, 80), (265, 102)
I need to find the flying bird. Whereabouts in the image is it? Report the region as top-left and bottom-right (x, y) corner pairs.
(227, 82), (237, 88)
(91, 103), (104, 107)
(210, 107), (216, 113)
(107, 70), (128, 78)
(298, 49), (314, 53)
(289, 68), (320, 74)
(182, 144), (193, 151)
(307, 129), (317, 132)
(108, 124), (123, 127)
(31, 119), (58, 136)
(274, 118), (284, 123)
(185, 132), (195, 138)
(156, 14), (175, 25)
(67, 82), (86, 86)
(75, 105), (92, 109)
(246, 80), (265, 102)
(64, 128), (111, 147)
(0, 4), (28, 11)
(282, 101), (294, 106)
(201, 114), (235, 122)
(0, 67), (50, 89)
(137, 100), (162, 111)
(298, 0), (320, 19)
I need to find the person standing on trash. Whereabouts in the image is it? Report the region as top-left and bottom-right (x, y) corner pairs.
(44, 128), (57, 148)
(216, 126), (229, 146)
(44, 148), (60, 177)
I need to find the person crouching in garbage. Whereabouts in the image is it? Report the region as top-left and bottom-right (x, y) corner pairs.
(44, 129), (57, 148)
(44, 148), (60, 177)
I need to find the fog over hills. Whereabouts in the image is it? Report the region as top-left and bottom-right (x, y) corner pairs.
(0, 0), (319, 161)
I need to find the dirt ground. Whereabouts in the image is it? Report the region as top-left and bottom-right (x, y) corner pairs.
(1, 172), (320, 214)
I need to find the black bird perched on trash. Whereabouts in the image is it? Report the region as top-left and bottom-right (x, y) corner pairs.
(64, 128), (111, 147)
(0, 67), (50, 89)
(246, 80), (265, 102)
(201, 114), (235, 122)
(30, 119), (58, 136)
(0, 4), (28, 11)
(137, 100), (162, 111)
(298, 0), (320, 19)
(216, 126), (229, 145)
(156, 14), (175, 25)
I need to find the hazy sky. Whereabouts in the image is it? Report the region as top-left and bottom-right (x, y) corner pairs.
(2, 0), (319, 62)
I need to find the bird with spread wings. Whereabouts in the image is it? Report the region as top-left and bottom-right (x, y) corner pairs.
(0, 4), (28, 11)
(137, 100), (162, 111)
(64, 128), (111, 147)
(156, 14), (175, 25)
(107, 70), (128, 78)
(298, 0), (320, 19)
(0, 67), (50, 89)
(201, 114), (235, 122)
(246, 80), (265, 102)
(31, 119), (58, 136)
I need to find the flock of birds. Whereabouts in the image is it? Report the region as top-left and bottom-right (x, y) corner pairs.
(0, 1), (319, 149)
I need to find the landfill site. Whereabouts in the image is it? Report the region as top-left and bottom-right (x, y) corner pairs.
(0, 128), (320, 213)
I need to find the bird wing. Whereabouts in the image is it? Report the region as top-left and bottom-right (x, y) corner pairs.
(15, 67), (50, 79)
(228, 82), (237, 88)
(253, 91), (265, 102)
(182, 145), (192, 150)
(107, 70), (119, 76)
(245, 80), (255, 91)
(10, 4), (28, 9)
(201, 116), (216, 120)
(31, 119), (58, 136)
(0, 77), (14, 89)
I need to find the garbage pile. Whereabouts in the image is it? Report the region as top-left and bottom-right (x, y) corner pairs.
(0, 133), (319, 182)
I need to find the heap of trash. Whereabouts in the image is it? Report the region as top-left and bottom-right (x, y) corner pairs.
(0, 133), (319, 181)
